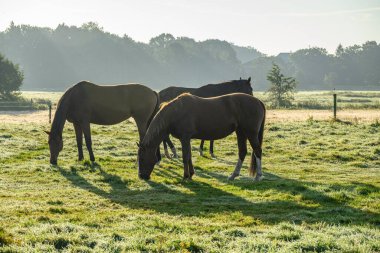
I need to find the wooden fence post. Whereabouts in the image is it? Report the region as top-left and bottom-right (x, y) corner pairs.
(49, 103), (52, 124)
(333, 93), (337, 119)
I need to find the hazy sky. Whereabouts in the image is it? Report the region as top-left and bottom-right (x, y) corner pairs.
(1, 0), (379, 55)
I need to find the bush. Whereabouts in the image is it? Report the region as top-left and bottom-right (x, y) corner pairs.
(0, 53), (24, 99)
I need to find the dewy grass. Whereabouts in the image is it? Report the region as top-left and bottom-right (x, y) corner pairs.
(0, 111), (379, 251)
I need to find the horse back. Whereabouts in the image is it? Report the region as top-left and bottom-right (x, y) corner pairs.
(190, 93), (265, 128)
(159, 86), (195, 102)
(192, 83), (251, 98)
(66, 81), (158, 125)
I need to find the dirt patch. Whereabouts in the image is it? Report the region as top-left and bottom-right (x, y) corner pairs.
(267, 109), (380, 122)
(0, 110), (51, 124)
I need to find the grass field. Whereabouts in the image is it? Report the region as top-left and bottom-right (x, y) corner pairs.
(0, 91), (379, 252)
(18, 90), (380, 110)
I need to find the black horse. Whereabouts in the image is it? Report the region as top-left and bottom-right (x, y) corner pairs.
(158, 78), (253, 158)
(45, 81), (160, 165)
(138, 93), (266, 181)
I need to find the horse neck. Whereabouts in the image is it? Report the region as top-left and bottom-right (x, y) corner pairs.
(222, 82), (247, 94)
(50, 96), (69, 138)
(144, 105), (176, 148)
(209, 82), (250, 95)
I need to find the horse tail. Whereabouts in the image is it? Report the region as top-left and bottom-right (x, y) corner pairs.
(258, 100), (266, 148)
(249, 100), (266, 177)
(249, 156), (256, 177)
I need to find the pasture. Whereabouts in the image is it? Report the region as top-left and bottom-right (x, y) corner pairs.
(0, 91), (379, 252)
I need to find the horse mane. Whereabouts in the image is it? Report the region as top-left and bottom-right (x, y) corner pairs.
(159, 86), (195, 103)
(143, 93), (191, 146)
(202, 79), (246, 88)
(50, 83), (78, 138)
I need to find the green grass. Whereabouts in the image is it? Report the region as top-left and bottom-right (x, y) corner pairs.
(19, 90), (380, 110)
(0, 93), (52, 111)
(255, 90), (380, 109)
(0, 115), (379, 252)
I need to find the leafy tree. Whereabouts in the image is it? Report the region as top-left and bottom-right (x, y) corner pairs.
(0, 22), (379, 91)
(266, 63), (296, 108)
(335, 44), (344, 57)
(149, 33), (175, 48)
(290, 47), (332, 89)
(0, 53), (23, 99)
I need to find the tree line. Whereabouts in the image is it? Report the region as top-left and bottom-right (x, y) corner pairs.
(0, 22), (379, 91)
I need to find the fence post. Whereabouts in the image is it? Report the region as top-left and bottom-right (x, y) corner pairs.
(333, 93), (337, 119)
(49, 103), (52, 124)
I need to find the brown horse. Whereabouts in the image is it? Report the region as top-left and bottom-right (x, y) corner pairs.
(138, 93), (266, 181)
(45, 81), (160, 165)
(158, 78), (253, 158)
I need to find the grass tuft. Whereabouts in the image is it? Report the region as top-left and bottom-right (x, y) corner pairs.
(0, 228), (13, 246)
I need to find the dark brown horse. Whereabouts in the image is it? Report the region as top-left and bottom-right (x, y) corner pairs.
(138, 93), (266, 181)
(45, 81), (160, 165)
(158, 78), (253, 158)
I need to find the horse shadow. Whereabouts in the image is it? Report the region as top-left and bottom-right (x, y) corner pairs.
(199, 169), (380, 225)
(56, 163), (379, 225)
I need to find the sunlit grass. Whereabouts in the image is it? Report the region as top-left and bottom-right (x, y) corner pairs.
(0, 115), (379, 251)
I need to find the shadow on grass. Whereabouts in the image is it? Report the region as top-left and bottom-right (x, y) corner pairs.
(56, 163), (379, 226)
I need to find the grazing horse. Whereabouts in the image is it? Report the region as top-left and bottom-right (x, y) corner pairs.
(138, 93), (266, 181)
(158, 78), (253, 158)
(45, 81), (160, 165)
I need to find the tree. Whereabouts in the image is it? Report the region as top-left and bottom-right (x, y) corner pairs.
(0, 53), (24, 99)
(266, 63), (296, 108)
(335, 44), (344, 57)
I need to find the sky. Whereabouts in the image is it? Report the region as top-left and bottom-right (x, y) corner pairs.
(1, 0), (379, 55)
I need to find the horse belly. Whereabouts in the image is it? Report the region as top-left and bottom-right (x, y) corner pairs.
(90, 108), (131, 125)
(194, 122), (236, 140)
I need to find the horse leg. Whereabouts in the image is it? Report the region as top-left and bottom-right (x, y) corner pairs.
(248, 135), (263, 181)
(210, 140), (216, 158)
(199, 140), (204, 156)
(189, 156), (195, 179)
(156, 146), (162, 165)
(166, 136), (178, 158)
(73, 123), (84, 161)
(228, 129), (247, 180)
(180, 138), (192, 180)
(82, 122), (95, 162)
(163, 139), (170, 158)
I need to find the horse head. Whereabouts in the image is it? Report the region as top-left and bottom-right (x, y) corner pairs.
(137, 142), (157, 180)
(233, 77), (252, 95)
(45, 130), (63, 165)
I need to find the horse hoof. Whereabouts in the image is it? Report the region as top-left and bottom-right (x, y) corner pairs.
(254, 175), (263, 182)
(199, 151), (203, 157)
(210, 153), (216, 158)
(228, 173), (239, 181)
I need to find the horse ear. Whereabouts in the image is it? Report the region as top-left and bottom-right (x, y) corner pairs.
(248, 77), (251, 83)
(44, 130), (50, 135)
